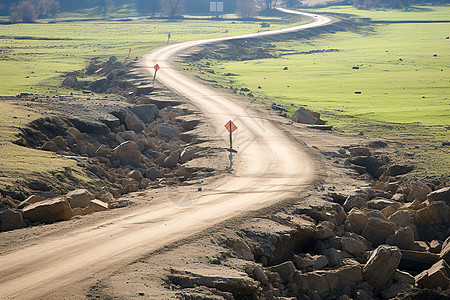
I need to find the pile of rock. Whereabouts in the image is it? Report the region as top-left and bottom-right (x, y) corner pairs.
(183, 146), (448, 299)
(62, 56), (154, 104)
(0, 189), (111, 231)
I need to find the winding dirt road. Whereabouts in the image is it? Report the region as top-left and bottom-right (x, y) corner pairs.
(0, 9), (334, 299)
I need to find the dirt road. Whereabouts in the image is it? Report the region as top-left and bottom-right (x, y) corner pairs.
(0, 10), (334, 299)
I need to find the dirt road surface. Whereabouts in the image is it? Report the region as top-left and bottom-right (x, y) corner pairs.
(0, 10), (334, 299)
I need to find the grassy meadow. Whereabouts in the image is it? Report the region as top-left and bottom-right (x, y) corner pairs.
(204, 6), (449, 137)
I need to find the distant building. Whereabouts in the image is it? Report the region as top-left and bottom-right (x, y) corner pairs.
(185, 0), (237, 14)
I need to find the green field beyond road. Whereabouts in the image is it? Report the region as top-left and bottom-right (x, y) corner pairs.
(0, 17), (302, 96)
(212, 6), (449, 139)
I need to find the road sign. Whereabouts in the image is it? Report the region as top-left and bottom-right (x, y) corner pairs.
(154, 64), (160, 72)
(225, 120), (237, 133)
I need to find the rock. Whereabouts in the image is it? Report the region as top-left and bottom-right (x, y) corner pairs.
(159, 125), (180, 140)
(363, 245), (402, 288)
(291, 108), (318, 124)
(392, 193), (405, 202)
(385, 226), (415, 250)
(83, 199), (109, 215)
(381, 205), (397, 218)
(324, 248), (343, 267)
(341, 236), (368, 257)
(42, 141), (59, 152)
(180, 146), (196, 163)
(66, 189), (95, 209)
(118, 130), (138, 142)
(380, 282), (413, 299)
(24, 195), (46, 204)
(399, 250), (439, 272)
(124, 113), (144, 133)
(128, 170), (143, 182)
(361, 217), (396, 246)
(145, 167), (162, 181)
(99, 115), (120, 130)
(66, 127), (83, 140)
(314, 221), (335, 240)
(253, 266), (268, 285)
(394, 269), (415, 285)
(134, 85), (154, 96)
(440, 236), (450, 264)
(429, 240), (442, 254)
(113, 141), (142, 167)
(307, 254), (329, 270)
(52, 136), (67, 147)
(22, 197), (72, 224)
(415, 201), (450, 227)
(427, 187), (450, 205)
(355, 289), (372, 300)
(62, 75), (78, 87)
(388, 210), (414, 229)
(406, 181), (432, 202)
(384, 164), (414, 176)
(0, 209), (26, 231)
(69, 118), (110, 135)
(348, 147), (371, 157)
(89, 77), (108, 92)
(345, 208), (369, 234)
(348, 156), (386, 177)
(343, 195), (367, 212)
(267, 261), (296, 283)
(130, 105), (159, 124)
(415, 259), (450, 289)
(181, 119), (200, 131)
(367, 198), (399, 210)
(226, 239), (253, 261)
(294, 254), (315, 270)
(164, 151), (180, 169)
(294, 265), (362, 296)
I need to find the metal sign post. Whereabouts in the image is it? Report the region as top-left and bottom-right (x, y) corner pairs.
(153, 64), (160, 84)
(224, 120), (237, 171)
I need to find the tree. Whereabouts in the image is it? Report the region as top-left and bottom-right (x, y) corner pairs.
(261, 0), (277, 10)
(36, 0), (60, 17)
(236, 0), (256, 18)
(161, 0), (185, 18)
(9, 1), (37, 22)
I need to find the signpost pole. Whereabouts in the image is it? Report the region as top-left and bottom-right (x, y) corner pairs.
(224, 120), (237, 171)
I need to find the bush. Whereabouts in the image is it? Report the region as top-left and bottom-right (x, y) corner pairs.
(9, 0), (60, 23)
(9, 1), (37, 23)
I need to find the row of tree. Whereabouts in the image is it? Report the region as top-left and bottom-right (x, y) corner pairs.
(4, 0), (281, 22)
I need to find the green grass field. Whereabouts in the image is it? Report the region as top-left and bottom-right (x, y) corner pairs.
(0, 16), (305, 96)
(206, 6), (449, 139)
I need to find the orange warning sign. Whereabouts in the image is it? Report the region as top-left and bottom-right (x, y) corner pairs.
(154, 64), (160, 72)
(225, 120), (237, 133)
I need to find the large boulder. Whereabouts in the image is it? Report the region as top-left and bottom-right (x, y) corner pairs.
(427, 186), (450, 205)
(388, 210), (415, 230)
(385, 226), (415, 250)
(415, 201), (450, 227)
(113, 141), (142, 167)
(291, 108), (318, 124)
(343, 195), (367, 212)
(267, 261), (296, 283)
(83, 199), (109, 215)
(68, 118), (110, 135)
(130, 105), (159, 124)
(361, 217), (396, 246)
(159, 125), (180, 140)
(0, 209), (26, 231)
(313, 221), (335, 240)
(384, 164), (414, 176)
(294, 265), (362, 296)
(348, 156), (386, 177)
(415, 259), (450, 290)
(145, 167), (162, 181)
(66, 189), (95, 209)
(124, 113), (144, 133)
(399, 250), (440, 272)
(345, 208), (369, 234)
(367, 198), (399, 210)
(406, 181), (432, 202)
(22, 198), (73, 224)
(164, 151), (180, 169)
(363, 245), (402, 289)
(62, 75), (78, 87)
(341, 235), (369, 257)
